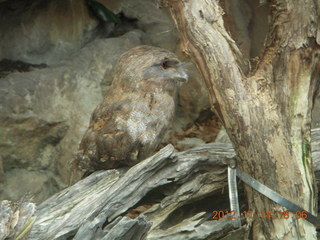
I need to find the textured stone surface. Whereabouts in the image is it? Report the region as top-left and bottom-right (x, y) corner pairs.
(118, 0), (179, 51)
(0, 0), (215, 204)
(0, 30), (143, 202)
(1, 169), (59, 203)
(0, 0), (98, 64)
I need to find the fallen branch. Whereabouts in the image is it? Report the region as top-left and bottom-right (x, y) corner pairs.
(2, 128), (320, 240)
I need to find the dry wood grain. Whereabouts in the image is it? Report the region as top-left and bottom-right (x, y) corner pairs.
(2, 128), (320, 239)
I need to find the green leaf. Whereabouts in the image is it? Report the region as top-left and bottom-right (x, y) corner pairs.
(87, 0), (119, 24)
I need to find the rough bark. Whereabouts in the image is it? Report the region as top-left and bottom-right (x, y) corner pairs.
(163, 0), (320, 239)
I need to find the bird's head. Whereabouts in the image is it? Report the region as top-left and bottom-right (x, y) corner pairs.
(112, 45), (188, 94)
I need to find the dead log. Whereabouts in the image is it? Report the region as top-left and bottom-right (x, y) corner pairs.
(27, 143), (235, 239)
(2, 128), (320, 240)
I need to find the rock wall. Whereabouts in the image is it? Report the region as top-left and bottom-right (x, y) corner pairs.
(0, 0), (97, 64)
(0, 0), (319, 204)
(0, 31), (145, 202)
(0, 0), (210, 203)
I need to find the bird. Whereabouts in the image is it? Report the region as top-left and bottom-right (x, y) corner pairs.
(71, 45), (187, 181)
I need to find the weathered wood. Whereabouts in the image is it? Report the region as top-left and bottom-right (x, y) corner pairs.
(312, 128), (320, 182)
(0, 200), (35, 240)
(73, 215), (151, 240)
(2, 128), (320, 239)
(27, 143), (236, 239)
(146, 213), (244, 240)
(163, 0), (320, 239)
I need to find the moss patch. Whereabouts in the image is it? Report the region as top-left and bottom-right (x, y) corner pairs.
(302, 138), (311, 170)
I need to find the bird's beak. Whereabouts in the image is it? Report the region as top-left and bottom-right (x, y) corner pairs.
(171, 62), (188, 83)
(172, 70), (188, 83)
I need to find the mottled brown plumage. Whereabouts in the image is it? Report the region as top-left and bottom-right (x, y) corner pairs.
(71, 45), (187, 180)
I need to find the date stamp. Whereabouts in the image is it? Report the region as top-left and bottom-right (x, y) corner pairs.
(212, 210), (309, 220)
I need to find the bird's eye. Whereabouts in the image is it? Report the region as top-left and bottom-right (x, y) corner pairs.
(160, 59), (179, 70)
(161, 60), (170, 69)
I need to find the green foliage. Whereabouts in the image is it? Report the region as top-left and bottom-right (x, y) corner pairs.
(86, 0), (119, 24)
(302, 138), (311, 169)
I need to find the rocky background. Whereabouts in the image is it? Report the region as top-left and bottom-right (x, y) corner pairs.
(0, 0), (319, 204)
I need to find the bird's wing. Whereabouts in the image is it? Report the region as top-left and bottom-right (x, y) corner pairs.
(78, 96), (143, 170)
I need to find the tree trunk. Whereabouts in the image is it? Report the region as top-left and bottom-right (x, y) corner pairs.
(164, 0), (320, 239)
